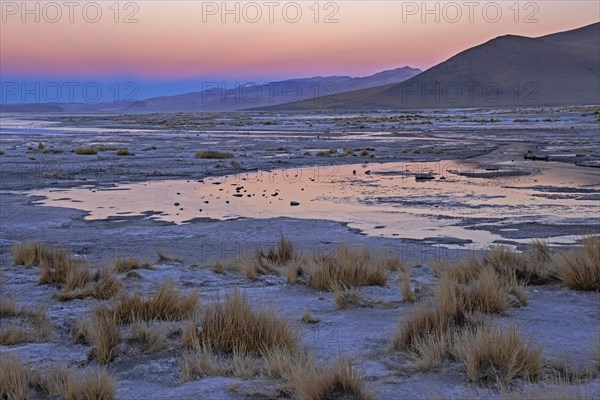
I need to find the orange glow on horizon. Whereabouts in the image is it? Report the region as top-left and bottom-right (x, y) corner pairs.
(1, 1), (598, 79)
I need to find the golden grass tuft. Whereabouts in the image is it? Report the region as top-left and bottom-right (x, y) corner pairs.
(195, 150), (234, 159)
(112, 282), (199, 324)
(236, 235), (302, 282)
(53, 266), (122, 301)
(190, 289), (297, 355)
(93, 306), (120, 364)
(0, 298), (53, 345)
(551, 237), (600, 291)
(289, 358), (374, 400)
(332, 286), (372, 310)
(127, 322), (169, 354)
(400, 269), (417, 302)
(114, 256), (153, 273)
(307, 244), (389, 291)
(11, 241), (46, 267)
(300, 310), (320, 324)
(453, 324), (542, 383)
(74, 147), (98, 155)
(156, 249), (184, 263)
(0, 355), (115, 400)
(180, 344), (223, 381)
(71, 369), (115, 400)
(0, 354), (29, 400)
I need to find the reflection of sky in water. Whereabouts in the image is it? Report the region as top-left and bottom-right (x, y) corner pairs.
(28, 161), (599, 248)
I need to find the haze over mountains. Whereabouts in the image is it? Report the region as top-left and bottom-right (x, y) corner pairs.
(0, 67), (421, 113)
(2, 23), (598, 113)
(270, 22), (600, 110)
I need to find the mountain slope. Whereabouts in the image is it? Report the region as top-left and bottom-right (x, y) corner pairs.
(124, 67), (421, 112)
(269, 23), (600, 110)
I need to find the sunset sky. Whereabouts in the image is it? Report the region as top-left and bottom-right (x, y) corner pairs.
(1, 1), (598, 100)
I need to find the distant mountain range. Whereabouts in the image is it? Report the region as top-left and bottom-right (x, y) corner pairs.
(0, 67), (421, 113)
(2, 23), (598, 113)
(268, 22), (600, 110)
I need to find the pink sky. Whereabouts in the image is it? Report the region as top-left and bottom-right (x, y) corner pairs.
(1, 1), (598, 79)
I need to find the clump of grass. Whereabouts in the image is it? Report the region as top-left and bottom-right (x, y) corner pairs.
(114, 256), (152, 273)
(113, 282), (199, 324)
(230, 160), (242, 169)
(0, 355), (115, 400)
(332, 286), (372, 310)
(400, 269), (417, 302)
(11, 241), (46, 267)
(300, 310), (320, 324)
(0, 298), (53, 345)
(289, 358), (374, 400)
(187, 289), (297, 355)
(551, 237), (600, 291)
(53, 266), (122, 302)
(156, 250), (184, 263)
(92, 306), (120, 364)
(236, 235), (301, 281)
(127, 322), (169, 354)
(180, 344), (224, 380)
(360, 149), (370, 156)
(343, 148), (355, 156)
(115, 148), (130, 156)
(307, 245), (389, 291)
(195, 150), (234, 159)
(453, 324), (542, 383)
(74, 147), (98, 155)
(0, 354), (29, 400)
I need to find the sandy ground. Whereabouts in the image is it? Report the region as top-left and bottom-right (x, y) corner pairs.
(0, 107), (599, 399)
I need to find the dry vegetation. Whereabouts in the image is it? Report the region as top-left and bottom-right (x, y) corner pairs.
(453, 324), (543, 383)
(0, 298), (53, 345)
(195, 150), (234, 159)
(183, 289), (296, 355)
(307, 245), (393, 291)
(551, 237), (600, 290)
(289, 358), (374, 400)
(0, 355), (115, 400)
(11, 241), (122, 301)
(112, 282), (199, 324)
(73, 147), (98, 155)
(72, 282), (198, 364)
(114, 256), (153, 273)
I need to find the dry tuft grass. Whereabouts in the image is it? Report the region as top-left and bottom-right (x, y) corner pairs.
(114, 256), (153, 273)
(113, 282), (199, 324)
(289, 358), (374, 400)
(11, 241), (46, 267)
(453, 324), (542, 384)
(180, 344), (223, 381)
(74, 147), (98, 155)
(332, 286), (372, 310)
(127, 322), (169, 354)
(400, 269), (417, 302)
(0, 354), (29, 400)
(71, 369), (115, 400)
(551, 237), (600, 291)
(195, 150), (234, 159)
(0, 298), (53, 345)
(307, 244), (389, 291)
(92, 306), (120, 364)
(156, 250), (184, 263)
(190, 289), (297, 355)
(300, 310), (320, 324)
(0, 355), (115, 400)
(410, 331), (449, 371)
(53, 266), (122, 301)
(236, 235), (302, 282)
